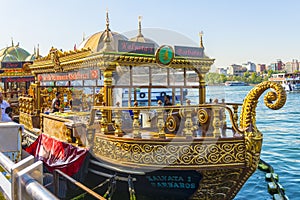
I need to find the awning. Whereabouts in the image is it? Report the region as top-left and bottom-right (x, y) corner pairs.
(25, 133), (88, 176)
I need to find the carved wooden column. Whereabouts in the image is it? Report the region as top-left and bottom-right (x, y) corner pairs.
(103, 69), (113, 123)
(198, 73), (206, 104)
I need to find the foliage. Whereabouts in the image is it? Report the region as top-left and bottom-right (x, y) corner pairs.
(205, 69), (281, 85)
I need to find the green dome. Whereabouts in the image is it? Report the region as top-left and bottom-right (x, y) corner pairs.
(0, 54), (18, 62)
(0, 45), (31, 62)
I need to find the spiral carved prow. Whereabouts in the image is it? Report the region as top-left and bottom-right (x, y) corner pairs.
(239, 81), (287, 136)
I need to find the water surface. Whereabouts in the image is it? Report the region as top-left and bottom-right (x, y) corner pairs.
(206, 85), (300, 199)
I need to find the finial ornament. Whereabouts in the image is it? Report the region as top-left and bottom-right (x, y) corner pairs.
(82, 32), (86, 41)
(106, 8), (110, 31)
(199, 31), (204, 48)
(11, 37), (14, 47)
(138, 16), (143, 37)
(102, 9), (113, 51)
(37, 44), (40, 57)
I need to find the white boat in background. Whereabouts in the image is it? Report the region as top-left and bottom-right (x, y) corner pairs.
(269, 73), (300, 92)
(224, 81), (249, 86)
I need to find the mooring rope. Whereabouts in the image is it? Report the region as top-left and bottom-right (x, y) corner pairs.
(128, 175), (136, 200)
(103, 175), (117, 200)
(258, 159), (289, 200)
(70, 178), (110, 200)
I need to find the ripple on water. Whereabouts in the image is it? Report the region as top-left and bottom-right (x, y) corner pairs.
(207, 86), (300, 199)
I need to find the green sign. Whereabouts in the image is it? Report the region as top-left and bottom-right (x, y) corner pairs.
(156, 45), (174, 65)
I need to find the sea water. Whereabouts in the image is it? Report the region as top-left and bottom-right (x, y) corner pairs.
(205, 85), (300, 200)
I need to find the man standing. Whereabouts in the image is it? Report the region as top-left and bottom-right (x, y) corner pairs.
(52, 92), (62, 113)
(0, 92), (10, 121)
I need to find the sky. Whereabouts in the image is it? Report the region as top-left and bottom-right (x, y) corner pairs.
(1, 0), (300, 69)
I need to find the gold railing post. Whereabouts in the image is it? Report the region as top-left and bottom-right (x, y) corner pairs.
(212, 104), (221, 138)
(220, 99), (227, 137)
(100, 103), (109, 134)
(132, 101), (141, 138)
(156, 100), (166, 139)
(232, 104), (239, 125)
(184, 100), (193, 139)
(114, 102), (123, 137)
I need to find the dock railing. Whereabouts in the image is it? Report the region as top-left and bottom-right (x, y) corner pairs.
(0, 151), (58, 200)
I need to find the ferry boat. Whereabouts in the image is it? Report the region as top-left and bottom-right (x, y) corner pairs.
(12, 15), (287, 200)
(269, 72), (300, 92)
(224, 81), (249, 86)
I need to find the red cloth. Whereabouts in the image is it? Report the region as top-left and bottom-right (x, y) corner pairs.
(25, 133), (88, 176)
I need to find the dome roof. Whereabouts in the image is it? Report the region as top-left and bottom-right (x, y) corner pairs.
(25, 54), (38, 61)
(0, 54), (18, 62)
(78, 12), (128, 52)
(129, 16), (159, 48)
(78, 31), (128, 52)
(0, 43), (31, 62)
(129, 35), (159, 48)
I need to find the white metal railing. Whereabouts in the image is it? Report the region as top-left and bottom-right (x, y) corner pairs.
(0, 151), (58, 200)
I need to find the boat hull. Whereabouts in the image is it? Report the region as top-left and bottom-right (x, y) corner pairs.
(86, 157), (257, 200)
(84, 134), (261, 200)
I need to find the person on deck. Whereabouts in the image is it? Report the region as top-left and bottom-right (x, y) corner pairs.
(51, 92), (62, 113)
(164, 95), (173, 113)
(2, 107), (13, 122)
(0, 92), (10, 121)
(164, 95), (172, 106)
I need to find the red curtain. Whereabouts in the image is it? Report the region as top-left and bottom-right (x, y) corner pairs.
(25, 134), (88, 176)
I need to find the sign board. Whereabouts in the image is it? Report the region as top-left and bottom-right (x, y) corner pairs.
(37, 69), (99, 82)
(1, 61), (32, 69)
(174, 46), (204, 58)
(118, 40), (155, 54)
(1, 76), (35, 83)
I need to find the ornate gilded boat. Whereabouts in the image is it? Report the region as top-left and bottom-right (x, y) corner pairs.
(18, 15), (287, 200)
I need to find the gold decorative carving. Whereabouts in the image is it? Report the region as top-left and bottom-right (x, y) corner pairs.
(92, 135), (245, 168)
(50, 47), (63, 72)
(240, 81), (286, 136)
(192, 168), (244, 199)
(239, 81), (286, 169)
(197, 108), (208, 124)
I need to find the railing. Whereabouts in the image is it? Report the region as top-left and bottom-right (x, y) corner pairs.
(0, 152), (58, 200)
(53, 169), (105, 200)
(89, 100), (244, 139)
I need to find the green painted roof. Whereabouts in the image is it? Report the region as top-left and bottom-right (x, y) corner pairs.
(0, 45), (31, 62)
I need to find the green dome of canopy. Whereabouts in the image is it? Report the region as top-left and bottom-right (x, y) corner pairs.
(0, 44), (31, 62)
